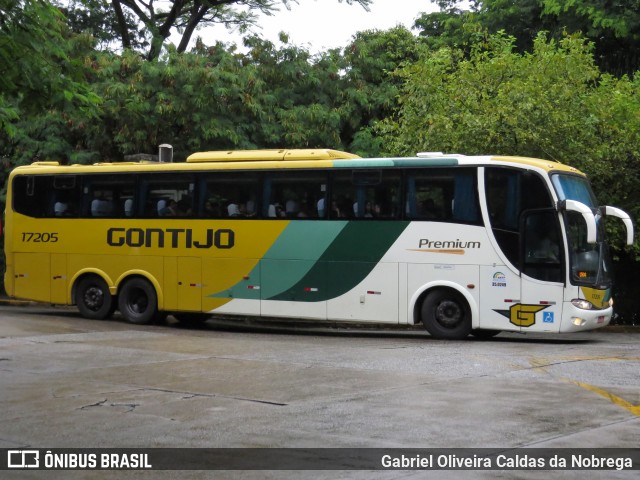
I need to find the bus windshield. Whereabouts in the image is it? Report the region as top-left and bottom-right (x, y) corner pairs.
(552, 173), (612, 287)
(551, 173), (598, 208)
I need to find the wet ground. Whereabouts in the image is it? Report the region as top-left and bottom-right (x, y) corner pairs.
(1, 304), (638, 479)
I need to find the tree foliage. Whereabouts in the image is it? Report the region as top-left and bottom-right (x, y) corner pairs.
(339, 27), (421, 156)
(378, 32), (640, 244)
(0, 0), (102, 192)
(417, 0), (640, 75)
(63, 0), (372, 61)
(57, 0), (145, 51)
(3, 25), (417, 164)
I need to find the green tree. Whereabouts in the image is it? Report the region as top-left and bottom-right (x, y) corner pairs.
(236, 34), (346, 149)
(414, 0), (484, 52)
(541, 0), (640, 75)
(421, 0), (640, 75)
(85, 46), (258, 159)
(85, 0), (372, 61)
(339, 27), (421, 156)
(56, 0), (146, 51)
(0, 0), (101, 171)
(379, 32), (640, 231)
(83, 36), (351, 159)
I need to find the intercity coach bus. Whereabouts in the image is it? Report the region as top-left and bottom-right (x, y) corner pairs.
(3, 149), (634, 339)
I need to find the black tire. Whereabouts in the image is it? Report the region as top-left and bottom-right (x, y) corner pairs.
(118, 277), (158, 325)
(421, 289), (472, 340)
(75, 275), (114, 320)
(471, 329), (501, 339)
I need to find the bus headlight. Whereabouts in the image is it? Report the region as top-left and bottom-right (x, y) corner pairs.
(571, 299), (595, 310)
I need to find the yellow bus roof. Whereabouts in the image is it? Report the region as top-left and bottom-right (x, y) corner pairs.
(14, 151), (585, 177)
(186, 149), (361, 163)
(491, 156), (583, 174)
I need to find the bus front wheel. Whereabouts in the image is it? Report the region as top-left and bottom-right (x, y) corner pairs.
(421, 289), (472, 340)
(75, 275), (114, 320)
(118, 278), (158, 325)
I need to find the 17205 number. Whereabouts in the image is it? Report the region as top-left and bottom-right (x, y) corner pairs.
(21, 232), (59, 243)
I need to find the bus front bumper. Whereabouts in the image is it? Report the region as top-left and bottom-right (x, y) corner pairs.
(560, 303), (612, 332)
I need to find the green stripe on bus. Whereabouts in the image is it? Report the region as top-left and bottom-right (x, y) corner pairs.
(392, 158), (459, 167)
(257, 221), (347, 299)
(332, 158), (459, 168)
(209, 221), (347, 300)
(268, 221), (410, 301)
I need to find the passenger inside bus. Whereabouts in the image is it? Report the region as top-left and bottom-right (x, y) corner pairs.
(54, 201), (69, 217)
(267, 203), (286, 218)
(159, 199), (178, 216)
(124, 198), (133, 217)
(91, 195), (113, 217)
(156, 199), (167, 215)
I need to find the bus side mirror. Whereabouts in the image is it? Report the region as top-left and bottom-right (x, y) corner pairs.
(602, 206), (634, 246)
(557, 200), (597, 244)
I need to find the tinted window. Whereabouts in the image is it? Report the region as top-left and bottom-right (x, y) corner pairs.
(200, 172), (260, 218)
(523, 210), (564, 282)
(332, 170), (401, 219)
(12, 175), (51, 218)
(263, 171), (328, 219)
(81, 175), (137, 218)
(485, 168), (554, 268)
(406, 168), (481, 224)
(138, 173), (196, 218)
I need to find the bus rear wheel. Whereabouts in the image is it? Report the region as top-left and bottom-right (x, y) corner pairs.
(118, 278), (158, 325)
(421, 289), (472, 340)
(75, 275), (114, 320)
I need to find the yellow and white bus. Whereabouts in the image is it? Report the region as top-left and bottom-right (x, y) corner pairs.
(3, 149), (634, 339)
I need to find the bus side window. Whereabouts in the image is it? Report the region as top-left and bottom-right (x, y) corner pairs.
(263, 171), (328, 219)
(81, 175), (136, 219)
(201, 173), (260, 219)
(12, 175), (55, 218)
(331, 172), (354, 219)
(139, 173), (195, 219)
(51, 175), (81, 218)
(406, 171), (449, 221)
(406, 168), (480, 224)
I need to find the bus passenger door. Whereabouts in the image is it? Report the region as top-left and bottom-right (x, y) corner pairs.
(177, 257), (202, 312)
(518, 210), (564, 333)
(14, 253), (51, 303)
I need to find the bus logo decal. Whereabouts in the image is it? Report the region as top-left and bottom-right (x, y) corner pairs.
(492, 272), (507, 287)
(107, 227), (235, 249)
(410, 238), (481, 255)
(494, 304), (550, 328)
